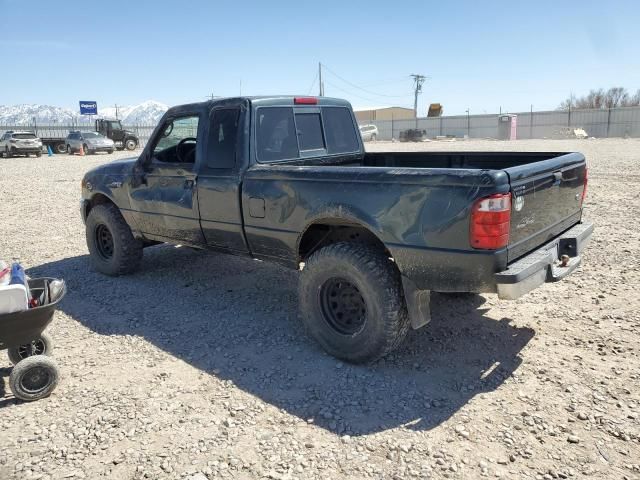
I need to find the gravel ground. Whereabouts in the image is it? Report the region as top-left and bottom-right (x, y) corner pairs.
(0, 139), (639, 480)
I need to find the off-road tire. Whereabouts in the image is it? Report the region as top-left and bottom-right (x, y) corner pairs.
(86, 204), (143, 276)
(299, 242), (410, 363)
(9, 355), (60, 401)
(8, 332), (53, 365)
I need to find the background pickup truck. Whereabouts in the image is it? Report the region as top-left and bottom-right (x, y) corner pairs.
(80, 96), (592, 363)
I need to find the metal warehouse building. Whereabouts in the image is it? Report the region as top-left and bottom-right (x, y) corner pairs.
(354, 106), (415, 123)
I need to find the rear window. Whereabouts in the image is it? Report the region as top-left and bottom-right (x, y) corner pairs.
(323, 107), (359, 154)
(257, 106), (359, 162)
(14, 133), (36, 139)
(257, 107), (299, 162)
(294, 113), (324, 151)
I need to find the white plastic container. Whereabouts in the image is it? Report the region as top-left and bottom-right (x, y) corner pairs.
(0, 283), (29, 314)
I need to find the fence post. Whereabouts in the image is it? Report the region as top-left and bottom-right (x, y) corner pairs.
(606, 107), (612, 137)
(530, 105), (533, 139)
(439, 115), (443, 136)
(391, 114), (394, 141)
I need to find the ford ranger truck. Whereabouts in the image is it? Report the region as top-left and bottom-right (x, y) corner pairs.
(80, 96), (592, 363)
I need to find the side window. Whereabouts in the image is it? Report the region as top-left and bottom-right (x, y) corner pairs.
(207, 108), (240, 168)
(294, 112), (325, 152)
(152, 115), (199, 164)
(323, 107), (359, 154)
(257, 107), (298, 162)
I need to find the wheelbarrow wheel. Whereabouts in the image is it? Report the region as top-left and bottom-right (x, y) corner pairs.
(7, 332), (53, 365)
(9, 355), (60, 402)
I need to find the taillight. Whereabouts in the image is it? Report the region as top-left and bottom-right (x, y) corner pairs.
(581, 167), (588, 205)
(294, 97), (318, 105)
(470, 193), (511, 250)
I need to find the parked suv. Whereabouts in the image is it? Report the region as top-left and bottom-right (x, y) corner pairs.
(359, 124), (378, 141)
(0, 131), (43, 157)
(66, 131), (115, 155)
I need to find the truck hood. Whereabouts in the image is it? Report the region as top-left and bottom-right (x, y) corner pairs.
(85, 157), (137, 177)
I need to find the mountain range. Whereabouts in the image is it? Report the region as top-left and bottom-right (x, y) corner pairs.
(0, 101), (169, 126)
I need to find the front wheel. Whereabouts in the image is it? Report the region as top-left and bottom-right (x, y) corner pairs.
(4, 147), (11, 158)
(299, 242), (410, 363)
(9, 355), (60, 401)
(86, 204), (143, 276)
(107, 149), (114, 154)
(8, 332), (53, 365)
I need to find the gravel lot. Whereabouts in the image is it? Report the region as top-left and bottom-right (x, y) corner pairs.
(1, 139), (639, 480)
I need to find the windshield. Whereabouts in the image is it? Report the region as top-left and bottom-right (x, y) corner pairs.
(14, 133), (37, 139)
(83, 132), (101, 138)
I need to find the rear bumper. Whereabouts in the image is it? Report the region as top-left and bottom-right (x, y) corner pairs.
(494, 222), (593, 299)
(11, 146), (42, 153)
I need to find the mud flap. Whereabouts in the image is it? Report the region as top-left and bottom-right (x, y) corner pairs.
(401, 276), (431, 329)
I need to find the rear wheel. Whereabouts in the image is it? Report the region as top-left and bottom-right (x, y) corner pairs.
(299, 242), (410, 363)
(55, 143), (66, 154)
(86, 204), (143, 276)
(9, 355), (60, 401)
(8, 333), (53, 365)
(125, 139), (137, 151)
(5, 147), (11, 158)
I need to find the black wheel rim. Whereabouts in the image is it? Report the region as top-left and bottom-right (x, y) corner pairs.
(17, 339), (46, 359)
(20, 366), (51, 394)
(320, 277), (367, 335)
(95, 224), (114, 259)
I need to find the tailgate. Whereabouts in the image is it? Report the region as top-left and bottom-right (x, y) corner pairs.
(506, 152), (587, 262)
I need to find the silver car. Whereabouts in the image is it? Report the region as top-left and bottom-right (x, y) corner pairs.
(0, 130), (43, 157)
(66, 131), (115, 155)
(359, 124), (379, 142)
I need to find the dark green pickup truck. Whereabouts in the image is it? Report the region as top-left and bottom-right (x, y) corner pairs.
(80, 96), (592, 363)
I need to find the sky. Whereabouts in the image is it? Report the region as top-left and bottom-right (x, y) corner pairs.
(1, 0), (639, 115)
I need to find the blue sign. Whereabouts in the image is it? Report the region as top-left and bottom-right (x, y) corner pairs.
(79, 101), (98, 115)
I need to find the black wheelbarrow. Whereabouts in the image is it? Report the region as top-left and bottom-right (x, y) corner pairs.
(1, 277), (65, 401)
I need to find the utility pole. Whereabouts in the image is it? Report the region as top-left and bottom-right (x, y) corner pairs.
(206, 92), (217, 101)
(113, 104), (119, 119)
(410, 74), (426, 128)
(318, 62), (324, 96)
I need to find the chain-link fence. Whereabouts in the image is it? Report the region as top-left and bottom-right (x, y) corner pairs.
(0, 123), (158, 148)
(362, 106), (640, 141)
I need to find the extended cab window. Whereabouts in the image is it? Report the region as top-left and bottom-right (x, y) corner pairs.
(323, 107), (359, 154)
(257, 107), (298, 162)
(207, 108), (239, 168)
(153, 115), (199, 164)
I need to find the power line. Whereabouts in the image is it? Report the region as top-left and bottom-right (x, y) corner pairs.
(307, 73), (318, 95)
(323, 80), (413, 109)
(321, 63), (412, 99)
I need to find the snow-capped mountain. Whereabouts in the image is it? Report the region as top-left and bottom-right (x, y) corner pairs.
(0, 104), (76, 125)
(101, 101), (169, 125)
(0, 101), (169, 126)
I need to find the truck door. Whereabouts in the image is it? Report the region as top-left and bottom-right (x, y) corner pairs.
(196, 106), (250, 253)
(128, 114), (205, 246)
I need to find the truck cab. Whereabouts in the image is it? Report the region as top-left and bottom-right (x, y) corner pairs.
(95, 119), (139, 151)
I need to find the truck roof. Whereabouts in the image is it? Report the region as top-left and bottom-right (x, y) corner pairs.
(165, 96), (352, 116)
